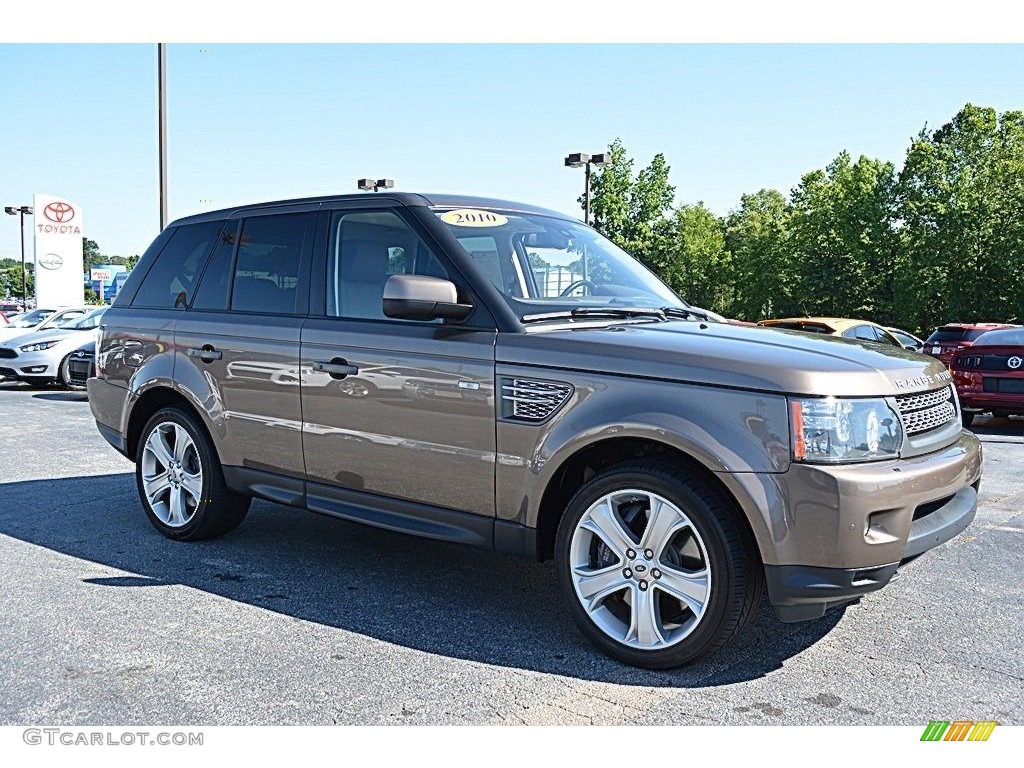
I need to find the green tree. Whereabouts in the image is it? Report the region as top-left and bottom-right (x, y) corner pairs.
(0, 263), (33, 300)
(787, 151), (897, 319)
(587, 138), (676, 269)
(724, 189), (793, 321)
(654, 203), (730, 312)
(83, 237), (104, 269)
(895, 103), (1024, 331)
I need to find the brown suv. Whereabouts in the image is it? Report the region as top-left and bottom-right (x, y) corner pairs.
(88, 194), (982, 669)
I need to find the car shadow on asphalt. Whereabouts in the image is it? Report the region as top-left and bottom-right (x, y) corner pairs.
(968, 415), (1024, 440)
(0, 472), (848, 688)
(31, 392), (89, 402)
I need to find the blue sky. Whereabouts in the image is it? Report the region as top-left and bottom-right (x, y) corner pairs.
(1, 44), (1023, 260)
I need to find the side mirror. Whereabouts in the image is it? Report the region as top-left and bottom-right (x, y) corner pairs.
(382, 275), (473, 321)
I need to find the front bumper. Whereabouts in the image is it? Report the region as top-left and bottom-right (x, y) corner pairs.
(0, 348), (60, 379)
(766, 483), (977, 621)
(749, 431), (982, 621)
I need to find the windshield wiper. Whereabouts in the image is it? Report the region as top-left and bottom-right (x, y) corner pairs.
(660, 306), (710, 321)
(521, 307), (667, 324)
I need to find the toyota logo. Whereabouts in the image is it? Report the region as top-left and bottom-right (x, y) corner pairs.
(38, 253), (64, 270)
(43, 201), (75, 223)
(1009, 356), (1022, 370)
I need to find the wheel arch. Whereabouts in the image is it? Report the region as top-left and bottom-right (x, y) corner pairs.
(533, 436), (767, 565)
(126, 386), (219, 463)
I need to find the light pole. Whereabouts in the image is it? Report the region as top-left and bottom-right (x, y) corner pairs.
(564, 152), (609, 226)
(4, 205), (33, 310)
(158, 43), (168, 231)
(357, 178), (395, 192)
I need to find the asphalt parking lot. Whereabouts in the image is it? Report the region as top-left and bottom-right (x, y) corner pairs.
(1, 382), (1022, 726)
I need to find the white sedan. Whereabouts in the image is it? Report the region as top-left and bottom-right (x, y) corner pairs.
(0, 307), (105, 387)
(0, 306), (91, 343)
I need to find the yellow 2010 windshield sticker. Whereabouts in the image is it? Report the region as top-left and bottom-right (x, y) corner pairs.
(439, 209), (509, 227)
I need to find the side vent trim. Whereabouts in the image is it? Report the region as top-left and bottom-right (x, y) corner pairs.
(500, 377), (573, 424)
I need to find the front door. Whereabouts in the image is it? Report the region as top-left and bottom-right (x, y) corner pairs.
(300, 208), (497, 516)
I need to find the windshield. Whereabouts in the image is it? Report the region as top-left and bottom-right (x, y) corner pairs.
(7, 308), (55, 328)
(435, 208), (683, 317)
(973, 328), (1024, 346)
(58, 307), (106, 330)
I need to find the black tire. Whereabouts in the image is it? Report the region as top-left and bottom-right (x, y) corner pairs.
(555, 460), (763, 669)
(961, 411), (976, 428)
(992, 410), (1010, 419)
(58, 354), (74, 389)
(135, 406), (250, 541)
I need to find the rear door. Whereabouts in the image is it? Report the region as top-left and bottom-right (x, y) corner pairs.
(174, 207), (315, 479)
(300, 206), (497, 518)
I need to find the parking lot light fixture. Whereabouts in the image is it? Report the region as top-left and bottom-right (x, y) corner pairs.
(4, 204), (33, 310)
(564, 151), (608, 226)
(357, 179), (396, 192)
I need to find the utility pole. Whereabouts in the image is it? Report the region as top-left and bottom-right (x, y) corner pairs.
(158, 43), (168, 231)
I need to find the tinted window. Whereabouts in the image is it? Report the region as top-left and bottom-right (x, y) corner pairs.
(964, 329), (996, 342)
(230, 214), (309, 315)
(842, 325), (879, 342)
(873, 329), (901, 346)
(327, 210), (453, 320)
(973, 328), (1024, 346)
(131, 222), (221, 309)
(192, 221), (238, 311)
(888, 330), (918, 347)
(926, 327), (969, 344)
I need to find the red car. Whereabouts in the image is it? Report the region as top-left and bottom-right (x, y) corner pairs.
(950, 327), (1024, 426)
(924, 322), (1017, 366)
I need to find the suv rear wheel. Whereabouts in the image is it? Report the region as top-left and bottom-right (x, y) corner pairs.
(555, 460), (762, 669)
(136, 407), (250, 540)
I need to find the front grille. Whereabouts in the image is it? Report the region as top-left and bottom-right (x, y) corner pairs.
(913, 494), (955, 521)
(0, 366), (17, 378)
(895, 385), (957, 436)
(68, 358), (93, 386)
(0, 347), (17, 359)
(500, 378), (573, 423)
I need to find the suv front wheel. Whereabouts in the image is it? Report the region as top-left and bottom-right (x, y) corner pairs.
(555, 460), (762, 669)
(136, 406), (251, 540)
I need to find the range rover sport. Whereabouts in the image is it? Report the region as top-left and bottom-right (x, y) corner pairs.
(88, 193), (982, 669)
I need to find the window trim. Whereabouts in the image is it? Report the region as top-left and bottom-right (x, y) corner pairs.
(187, 219), (238, 312)
(216, 210), (316, 318)
(128, 221), (222, 310)
(313, 205), (496, 329)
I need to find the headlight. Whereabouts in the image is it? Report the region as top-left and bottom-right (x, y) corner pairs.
(20, 340), (61, 353)
(790, 397), (903, 463)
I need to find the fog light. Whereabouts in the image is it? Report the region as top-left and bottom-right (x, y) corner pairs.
(22, 366), (47, 373)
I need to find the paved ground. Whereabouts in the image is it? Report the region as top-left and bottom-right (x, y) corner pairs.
(0, 382), (1021, 725)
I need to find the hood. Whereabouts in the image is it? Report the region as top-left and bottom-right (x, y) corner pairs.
(498, 320), (952, 397)
(0, 327), (83, 350)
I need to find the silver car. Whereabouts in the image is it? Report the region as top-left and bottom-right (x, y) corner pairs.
(0, 307), (106, 386)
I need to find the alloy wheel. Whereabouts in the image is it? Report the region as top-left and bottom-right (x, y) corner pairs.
(140, 421), (203, 527)
(569, 488), (712, 650)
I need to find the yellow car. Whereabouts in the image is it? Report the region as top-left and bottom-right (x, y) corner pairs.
(757, 317), (908, 348)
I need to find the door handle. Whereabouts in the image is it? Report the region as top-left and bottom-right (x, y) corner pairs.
(187, 346), (223, 362)
(313, 358), (359, 379)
